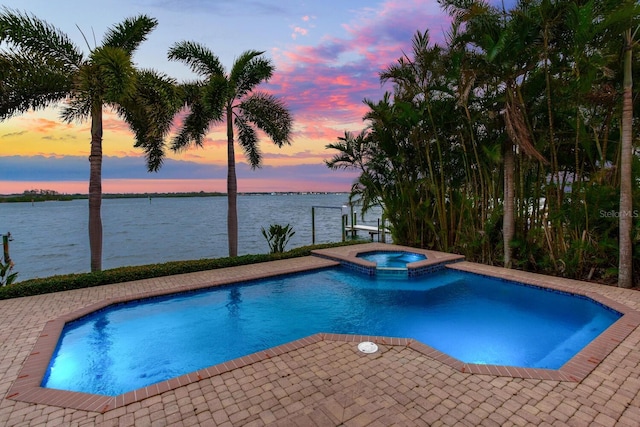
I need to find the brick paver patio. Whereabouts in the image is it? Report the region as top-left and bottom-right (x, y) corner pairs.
(1, 243), (639, 426)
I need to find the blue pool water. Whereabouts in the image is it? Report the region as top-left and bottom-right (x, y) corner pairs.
(357, 251), (426, 268)
(42, 268), (621, 396)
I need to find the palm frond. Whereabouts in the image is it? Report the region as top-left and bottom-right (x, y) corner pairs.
(168, 41), (225, 77)
(91, 46), (137, 102)
(118, 69), (182, 171)
(0, 7), (83, 67)
(203, 75), (228, 119)
(102, 15), (158, 55)
(180, 81), (206, 105)
(238, 92), (292, 147)
(141, 141), (166, 172)
(601, 0), (640, 39)
(438, 0), (492, 25)
(135, 70), (182, 136)
(325, 130), (371, 171)
(234, 115), (261, 168)
(0, 51), (72, 118)
(60, 96), (91, 123)
(170, 79), (224, 152)
(230, 50), (273, 98)
(170, 99), (214, 151)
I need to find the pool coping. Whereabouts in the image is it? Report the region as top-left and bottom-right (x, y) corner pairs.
(7, 244), (640, 412)
(312, 243), (465, 277)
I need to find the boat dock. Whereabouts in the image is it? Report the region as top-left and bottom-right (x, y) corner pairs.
(311, 204), (389, 244)
(345, 223), (389, 241)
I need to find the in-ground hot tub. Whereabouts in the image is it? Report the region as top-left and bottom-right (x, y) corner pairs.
(356, 250), (427, 268)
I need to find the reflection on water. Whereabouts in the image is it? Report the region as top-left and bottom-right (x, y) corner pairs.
(226, 288), (242, 317)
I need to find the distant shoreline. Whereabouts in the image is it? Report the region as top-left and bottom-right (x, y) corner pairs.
(0, 191), (347, 203)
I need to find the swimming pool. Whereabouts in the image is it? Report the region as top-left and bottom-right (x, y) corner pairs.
(42, 266), (621, 396)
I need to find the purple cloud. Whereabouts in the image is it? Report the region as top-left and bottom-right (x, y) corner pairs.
(266, 0), (457, 132)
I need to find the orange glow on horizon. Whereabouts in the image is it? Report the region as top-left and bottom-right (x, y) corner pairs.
(0, 107), (347, 166)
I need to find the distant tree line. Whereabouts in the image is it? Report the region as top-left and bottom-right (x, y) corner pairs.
(0, 189), (74, 202)
(0, 190), (226, 203)
(327, 0), (640, 287)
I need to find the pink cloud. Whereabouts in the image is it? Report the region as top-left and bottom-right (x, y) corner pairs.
(291, 26), (308, 39)
(291, 122), (350, 143)
(262, 150), (329, 162)
(20, 117), (75, 134)
(206, 135), (228, 147)
(102, 114), (135, 136)
(266, 0), (454, 137)
(165, 2), (454, 169)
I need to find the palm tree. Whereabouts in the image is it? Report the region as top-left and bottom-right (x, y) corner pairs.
(0, 9), (179, 272)
(615, 0), (640, 287)
(168, 41), (293, 257)
(618, 27), (634, 288)
(440, 0), (547, 268)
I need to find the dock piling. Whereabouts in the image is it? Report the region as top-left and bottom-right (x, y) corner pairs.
(2, 232), (11, 264)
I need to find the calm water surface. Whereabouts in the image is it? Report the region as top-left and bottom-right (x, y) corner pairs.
(42, 268), (620, 396)
(1, 194), (382, 281)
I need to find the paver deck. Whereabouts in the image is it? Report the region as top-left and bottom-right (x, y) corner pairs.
(1, 243), (639, 426)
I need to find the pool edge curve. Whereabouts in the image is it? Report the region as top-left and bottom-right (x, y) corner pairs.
(8, 244), (640, 412)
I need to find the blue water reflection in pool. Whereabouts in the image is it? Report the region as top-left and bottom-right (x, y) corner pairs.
(357, 251), (427, 268)
(42, 267), (621, 396)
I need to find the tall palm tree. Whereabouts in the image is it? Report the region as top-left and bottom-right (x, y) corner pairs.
(619, 27), (634, 288)
(440, 0), (547, 268)
(614, 0), (640, 287)
(168, 41), (293, 257)
(0, 9), (179, 272)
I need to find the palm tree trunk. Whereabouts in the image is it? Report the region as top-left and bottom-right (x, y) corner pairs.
(89, 106), (103, 272)
(618, 29), (633, 288)
(504, 139), (515, 268)
(226, 106), (238, 257)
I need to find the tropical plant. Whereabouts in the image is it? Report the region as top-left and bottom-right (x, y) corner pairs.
(328, 0), (640, 286)
(261, 223), (295, 254)
(618, 27), (635, 288)
(0, 9), (180, 272)
(0, 259), (17, 286)
(168, 42), (293, 257)
(611, 1), (640, 288)
(441, 0), (549, 268)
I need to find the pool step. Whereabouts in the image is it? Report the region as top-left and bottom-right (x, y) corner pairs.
(533, 315), (610, 369)
(376, 267), (408, 279)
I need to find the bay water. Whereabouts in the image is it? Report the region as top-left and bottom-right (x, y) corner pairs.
(1, 193), (383, 282)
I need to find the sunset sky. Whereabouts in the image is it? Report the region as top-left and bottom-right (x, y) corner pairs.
(0, 0), (513, 194)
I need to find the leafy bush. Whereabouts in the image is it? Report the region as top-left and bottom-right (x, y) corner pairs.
(262, 223), (295, 253)
(0, 241), (362, 300)
(0, 259), (18, 286)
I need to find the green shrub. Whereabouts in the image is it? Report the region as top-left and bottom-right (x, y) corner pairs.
(0, 241), (361, 300)
(0, 259), (18, 286)
(262, 223), (295, 254)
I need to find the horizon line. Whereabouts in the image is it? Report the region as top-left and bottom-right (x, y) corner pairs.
(0, 190), (350, 196)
